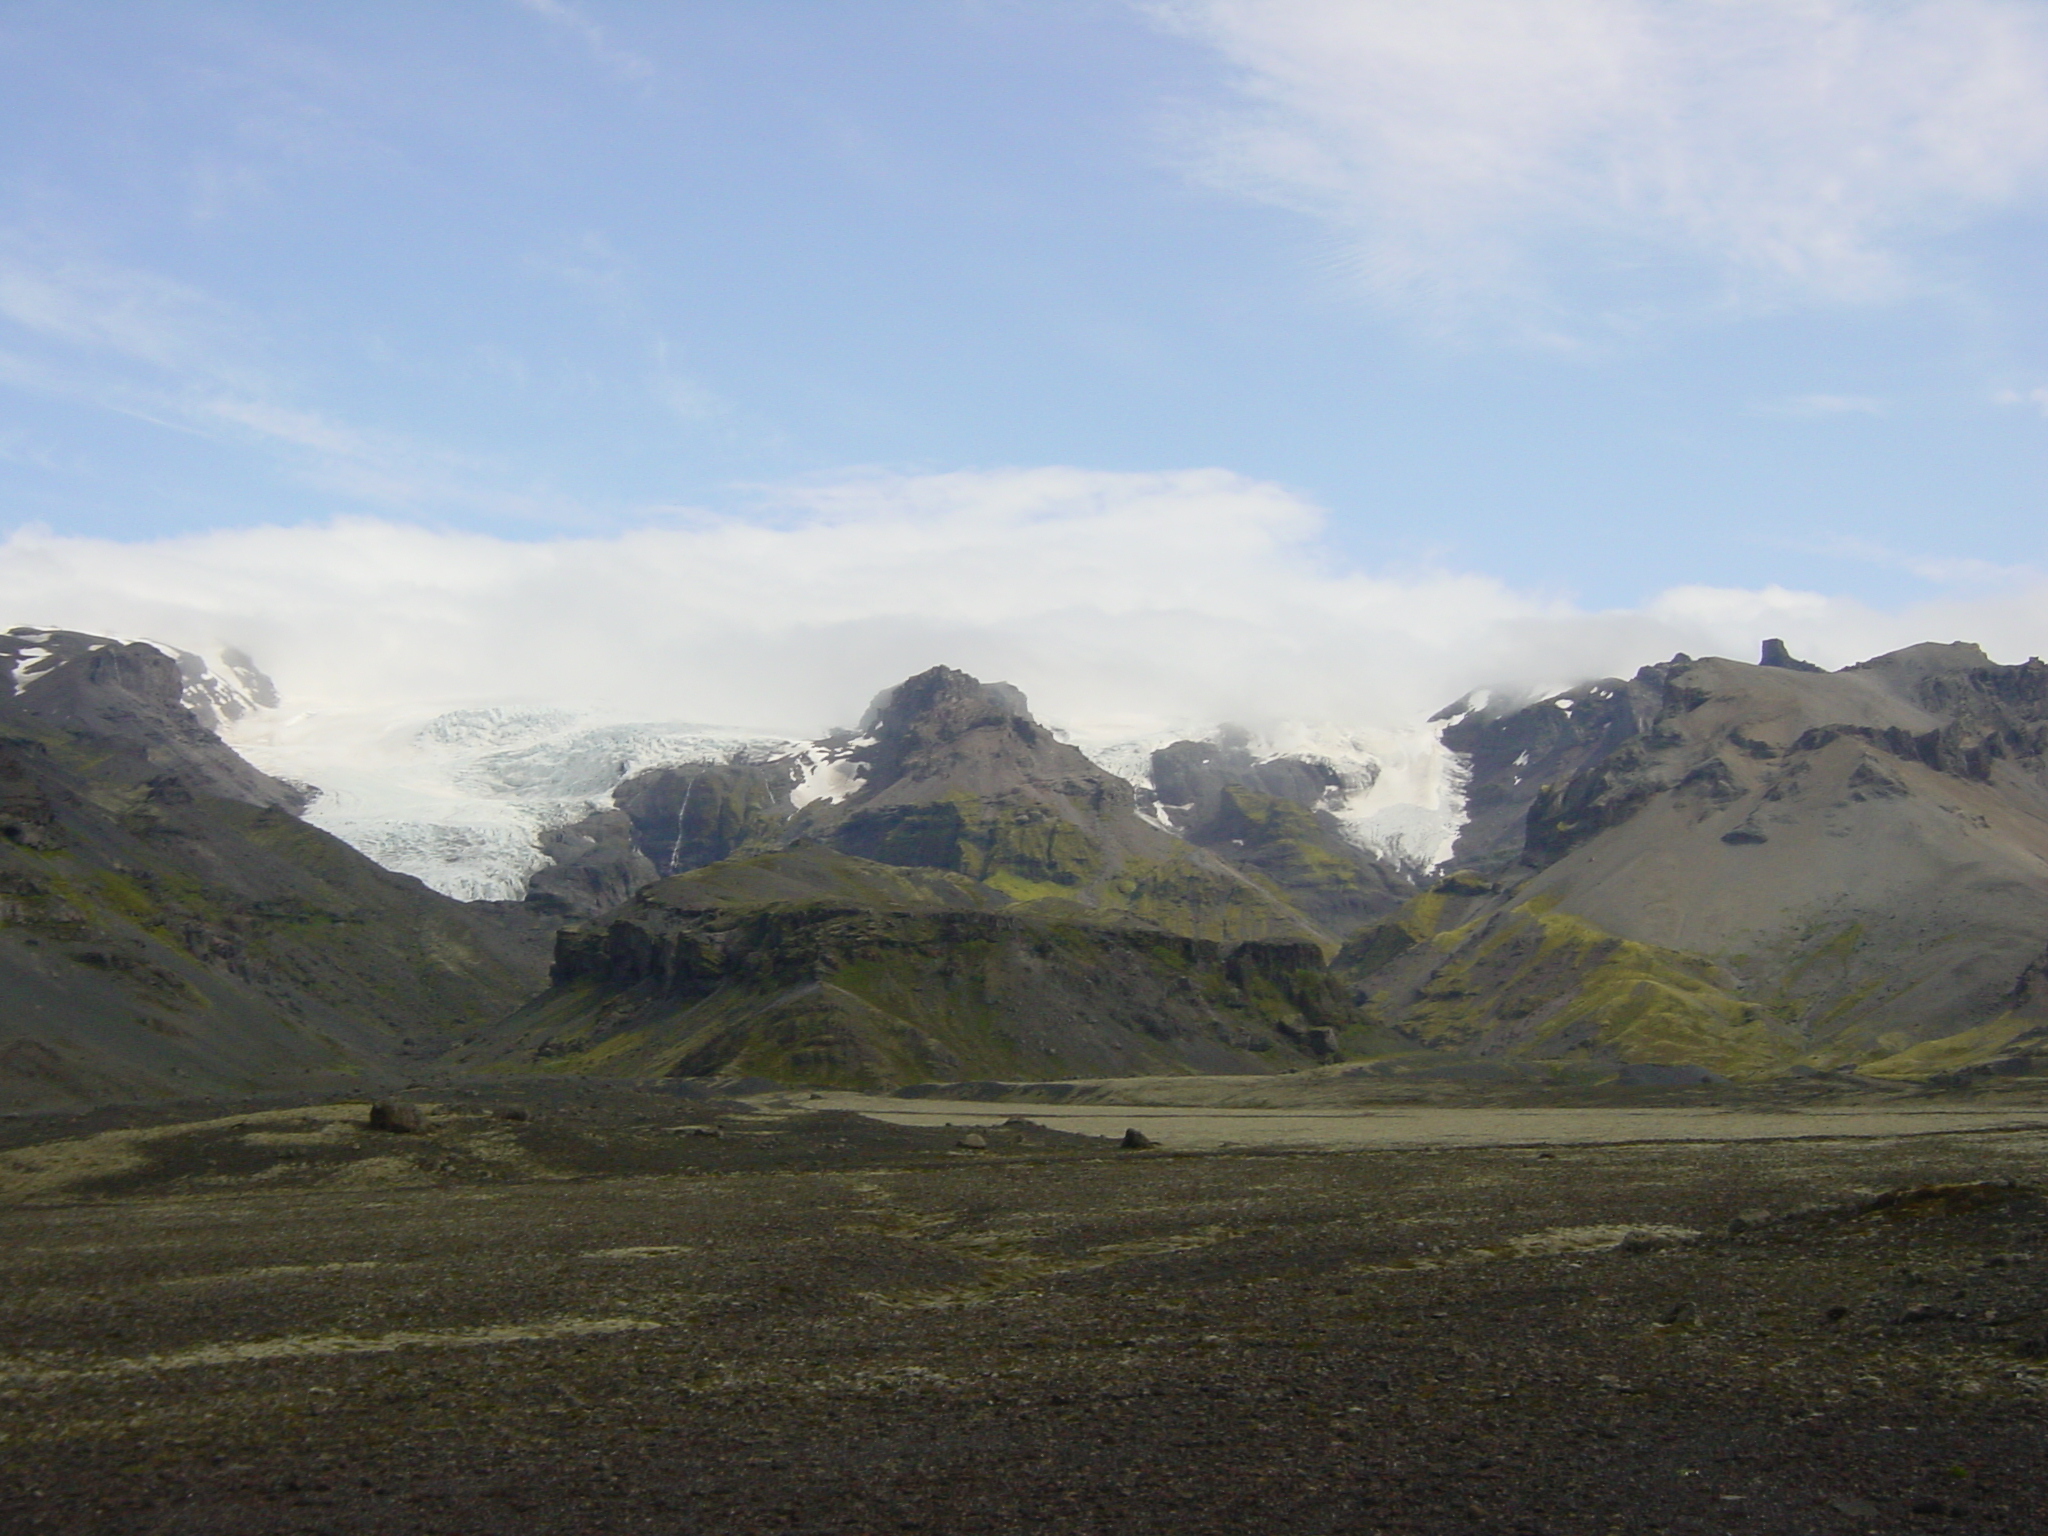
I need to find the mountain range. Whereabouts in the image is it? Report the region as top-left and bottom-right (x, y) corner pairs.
(5, 624), (2047, 1107)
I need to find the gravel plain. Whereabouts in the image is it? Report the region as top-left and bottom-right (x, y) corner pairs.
(1, 1080), (2046, 1535)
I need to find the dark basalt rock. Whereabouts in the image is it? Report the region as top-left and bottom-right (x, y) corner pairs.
(1759, 637), (1824, 672)
(612, 759), (801, 879)
(368, 1101), (428, 1134)
(525, 808), (658, 919)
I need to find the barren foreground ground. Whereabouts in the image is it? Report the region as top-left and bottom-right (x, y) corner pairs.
(2, 1083), (2047, 1535)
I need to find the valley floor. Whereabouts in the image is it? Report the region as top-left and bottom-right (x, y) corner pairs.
(2, 1087), (2047, 1534)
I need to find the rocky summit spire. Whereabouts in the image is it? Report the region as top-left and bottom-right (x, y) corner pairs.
(1759, 638), (1823, 672)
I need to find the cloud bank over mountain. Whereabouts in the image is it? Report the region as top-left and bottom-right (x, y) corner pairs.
(1, 467), (2038, 737)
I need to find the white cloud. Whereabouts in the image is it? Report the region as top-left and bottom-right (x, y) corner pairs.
(1995, 385), (2048, 417)
(1800, 533), (2031, 587)
(1, 467), (2038, 739)
(1150, 0), (2048, 328)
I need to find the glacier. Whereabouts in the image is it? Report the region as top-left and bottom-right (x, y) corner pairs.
(226, 702), (802, 901)
(1077, 722), (1469, 877)
(192, 647), (1471, 901)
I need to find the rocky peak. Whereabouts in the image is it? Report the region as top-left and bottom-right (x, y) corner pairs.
(1, 628), (306, 813)
(841, 665), (1126, 809)
(860, 666), (1031, 740)
(1147, 731), (1345, 834)
(1842, 642), (2047, 734)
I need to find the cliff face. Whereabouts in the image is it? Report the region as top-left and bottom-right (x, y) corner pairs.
(0, 631), (550, 1111)
(455, 844), (1374, 1090)
(1345, 643), (2048, 1078)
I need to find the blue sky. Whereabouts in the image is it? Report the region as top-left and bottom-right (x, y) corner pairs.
(2, 1), (2046, 728)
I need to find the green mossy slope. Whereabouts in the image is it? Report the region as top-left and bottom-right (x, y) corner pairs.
(455, 846), (1376, 1089)
(1338, 888), (1797, 1079)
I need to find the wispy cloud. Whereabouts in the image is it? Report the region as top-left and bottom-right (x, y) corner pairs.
(1784, 532), (2033, 587)
(2, 466), (2038, 736)
(523, 236), (732, 427)
(1149, 0), (2048, 332)
(513, 0), (652, 80)
(1755, 394), (1888, 419)
(0, 232), (576, 523)
(1995, 386), (2048, 417)
(524, 230), (636, 309)
(0, 236), (260, 384)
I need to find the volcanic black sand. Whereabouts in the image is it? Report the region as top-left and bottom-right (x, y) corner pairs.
(3, 1080), (2048, 1534)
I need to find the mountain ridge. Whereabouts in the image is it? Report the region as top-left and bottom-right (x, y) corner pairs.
(11, 626), (2048, 1100)
(1346, 638), (2048, 1079)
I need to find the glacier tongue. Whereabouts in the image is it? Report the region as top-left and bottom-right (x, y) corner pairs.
(1074, 721), (1469, 876)
(225, 703), (802, 901)
(1306, 725), (1469, 873)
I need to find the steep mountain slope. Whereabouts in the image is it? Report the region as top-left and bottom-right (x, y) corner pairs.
(786, 668), (1327, 942)
(1134, 731), (1416, 930)
(455, 843), (1371, 1089)
(1342, 641), (2048, 1077)
(0, 630), (551, 1110)
(546, 668), (1333, 944)
(5, 629), (306, 814)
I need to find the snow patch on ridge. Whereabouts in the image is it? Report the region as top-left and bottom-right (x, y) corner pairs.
(7, 646), (53, 694)
(788, 736), (877, 810)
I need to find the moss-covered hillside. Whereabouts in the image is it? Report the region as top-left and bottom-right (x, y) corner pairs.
(454, 844), (1378, 1089)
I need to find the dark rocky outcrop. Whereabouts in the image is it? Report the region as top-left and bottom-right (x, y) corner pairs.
(614, 759), (803, 879)
(1760, 637), (1824, 672)
(1435, 673), (1665, 876)
(525, 809), (659, 919)
(455, 844), (1376, 1090)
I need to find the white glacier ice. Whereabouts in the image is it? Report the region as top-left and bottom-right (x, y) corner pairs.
(225, 701), (802, 901)
(1074, 720), (1469, 876)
